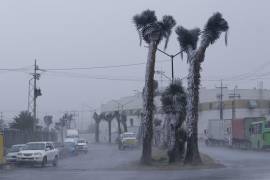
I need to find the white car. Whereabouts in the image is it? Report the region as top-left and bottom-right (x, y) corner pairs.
(17, 142), (59, 167)
(76, 139), (88, 153)
(5, 144), (26, 163)
(118, 132), (138, 150)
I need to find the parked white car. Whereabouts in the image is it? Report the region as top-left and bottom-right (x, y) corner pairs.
(17, 142), (59, 167)
(5, 144), (26, 163)
(76, 139), (88, 153)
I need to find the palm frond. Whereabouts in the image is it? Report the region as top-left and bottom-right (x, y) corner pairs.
(141, 22), (161, 44)
(202, 12), (229, 45)
(161, 79), (187, 113)
(133, 10), (157, 45)
(160, 15), (176, 50)
(175, 26), (201, 53)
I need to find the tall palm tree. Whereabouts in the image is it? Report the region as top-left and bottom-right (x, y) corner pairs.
(114, 111), (122, 137)
(104, 113), (114, 143)
(161, 79), (187, 163)
(133, 9), (176, 164)
(175, 12), (229, 164)
(93, 112), (101, 143)
(120, 112), (128, 132)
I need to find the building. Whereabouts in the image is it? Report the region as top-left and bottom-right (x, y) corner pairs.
(100, 88), (270, 138)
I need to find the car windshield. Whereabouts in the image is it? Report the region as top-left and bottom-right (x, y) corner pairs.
(9, 145), (24, 152)
(24, 143), (45, 150)
(77, 140), (86, 143)
(53, 142), (62, 148)
(123, 133), (136, 138)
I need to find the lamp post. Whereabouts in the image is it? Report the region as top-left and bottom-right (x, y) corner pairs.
(156, 48), (183, 83)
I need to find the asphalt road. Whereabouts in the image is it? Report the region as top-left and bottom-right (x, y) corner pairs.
(1, 143), (270, 180)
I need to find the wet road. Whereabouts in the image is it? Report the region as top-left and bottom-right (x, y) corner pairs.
(1, 143), (270, 180)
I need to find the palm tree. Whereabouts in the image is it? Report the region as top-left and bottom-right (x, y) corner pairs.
(133, 9), (176, 164)
(9, 111), (35, 131)
(175, 12), (229, 164)
(43, 115), (53, 131)
(104, 113), (114, 143)
(114, 111), (122, 137)
(161, 79), (187, 163)
(120, 112), (128, 132)
(93, 112), (101, 143)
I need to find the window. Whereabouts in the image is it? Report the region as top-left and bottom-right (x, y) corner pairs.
(251, 123), (263, 134)
(248, 100), (257, 109)
(46, 143), (53, 150)
(265, 121), (270, 128)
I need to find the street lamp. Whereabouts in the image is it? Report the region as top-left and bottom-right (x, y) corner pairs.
(156, 48), (184, 83)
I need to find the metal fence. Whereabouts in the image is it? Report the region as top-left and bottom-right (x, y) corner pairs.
(2, 128), (58, 149)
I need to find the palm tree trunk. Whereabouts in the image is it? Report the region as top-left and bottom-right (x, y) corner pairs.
(122, 120), (128, 132)
(170, 113), (186, 163)
(95, 121), (100, 143)
(168, 113), (176, 163)
(184, 51), (202, 165)
(117, 119), (122, 135)
(108, 120), (112, 143)
(61, 126), (64, 144)
(141, 41), (158, 164)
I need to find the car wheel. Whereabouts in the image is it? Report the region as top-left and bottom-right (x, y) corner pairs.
(41, 157), (47, 167)
(52, 156), (58, 167)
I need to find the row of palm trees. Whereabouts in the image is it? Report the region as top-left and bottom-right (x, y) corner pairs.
(133, 10), (229, 165)
(92, 111), (128, 143)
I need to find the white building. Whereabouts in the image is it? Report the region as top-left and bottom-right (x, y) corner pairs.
(100, 88), (270, 138)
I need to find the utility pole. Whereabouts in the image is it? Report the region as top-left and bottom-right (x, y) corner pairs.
(31, 59), (42, 131)
(229, 87), (240, 120)
(27, 78), (33, 112)
(33, 60), (37, 131)
(216, 80), (227, 120)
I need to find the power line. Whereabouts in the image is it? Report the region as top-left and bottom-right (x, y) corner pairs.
(222, 60), (270, 81)
(44, 71), (145, 82)
(42, 59), (170, 71)
(3, 61), (270, 84)
(0, 66), (33, 72)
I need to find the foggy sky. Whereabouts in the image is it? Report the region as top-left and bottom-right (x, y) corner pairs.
(0, 0), (270, 125)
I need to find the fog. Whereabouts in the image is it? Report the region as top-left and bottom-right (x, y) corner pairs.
(2, 1), (270, 179)
(0, 0), (270, 124)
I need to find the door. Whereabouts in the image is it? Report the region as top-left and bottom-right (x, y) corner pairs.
(250, 123), (263, 149)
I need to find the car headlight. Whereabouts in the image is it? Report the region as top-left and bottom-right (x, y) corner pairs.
(17, 153), (22, 156)
(34, 152), (42, 156)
